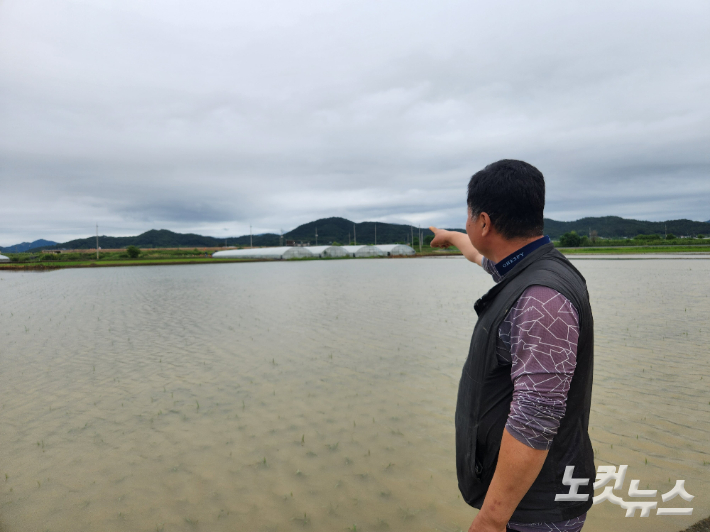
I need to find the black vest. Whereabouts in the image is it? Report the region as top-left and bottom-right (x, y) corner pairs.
(455, 243), (595, 523)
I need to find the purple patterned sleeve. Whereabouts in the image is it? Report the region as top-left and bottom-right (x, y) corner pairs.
(500, 285), (580, 451)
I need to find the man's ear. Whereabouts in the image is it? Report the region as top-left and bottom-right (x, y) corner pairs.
(479, 212), (491, 236)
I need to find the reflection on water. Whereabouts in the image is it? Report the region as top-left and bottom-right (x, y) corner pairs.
(0, 258), (708, 531)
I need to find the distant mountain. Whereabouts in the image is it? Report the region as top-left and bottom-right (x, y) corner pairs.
(1, 239), (57, 253)
(227, 217), (434, 247)
(15, 215), (710, 252)
(40, 230), (223, 250)
(256, 215), (710, 243)
(33, 218), (432, 251)
(542, 216), (710, 239)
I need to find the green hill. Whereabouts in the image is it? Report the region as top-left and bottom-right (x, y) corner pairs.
(31, 215), (710, 251)
(41, 229), (223, 250)
(542, 216), (710, 239)
(227, 217), (433, 246)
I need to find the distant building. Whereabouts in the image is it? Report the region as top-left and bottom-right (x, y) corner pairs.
(41, 249), (62, 254)
(304, 246), (348, 258)
(212, 247), (314, 260)
(341, 245), (385, 258)
(0, 254), (9, 263)
(374, 244), (416, 256)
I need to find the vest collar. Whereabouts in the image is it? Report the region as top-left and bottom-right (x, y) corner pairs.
(494, 236), (551, 278)
(474, 241), (555, 316)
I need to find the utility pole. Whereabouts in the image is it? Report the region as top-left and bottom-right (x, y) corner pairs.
(419, 225), (422, 253)
(315, 227), (318, 246)
(96, 224), (99, 260)
(665, 223), (667, 239)
(411, 225), (413, 248)
(374, 222), (377, 245)
(348, 231), (351, 245)
(250, 224), (252, 248)
(280, 229), (284, 247)
(354, 224), (357, 246)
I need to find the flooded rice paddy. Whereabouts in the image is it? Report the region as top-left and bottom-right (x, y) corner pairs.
(0, 257), (708, 532)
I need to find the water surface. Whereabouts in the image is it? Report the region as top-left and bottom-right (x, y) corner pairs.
(0, 258), (708, 531)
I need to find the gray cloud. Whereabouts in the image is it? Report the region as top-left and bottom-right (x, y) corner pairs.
(1, 0), (708, 244)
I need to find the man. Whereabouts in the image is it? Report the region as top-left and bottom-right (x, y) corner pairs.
(430, 160), (595, 532)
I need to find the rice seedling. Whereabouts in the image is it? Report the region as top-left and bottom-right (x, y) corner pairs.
(292, 512), (310, 525)
(398, 507), (416, 521)
(375, 518), (390, 530)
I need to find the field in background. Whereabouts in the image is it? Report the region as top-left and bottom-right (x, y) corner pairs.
(3, 243), (710, 270)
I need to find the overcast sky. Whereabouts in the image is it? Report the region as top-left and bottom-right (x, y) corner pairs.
(1, 0), (708, 244)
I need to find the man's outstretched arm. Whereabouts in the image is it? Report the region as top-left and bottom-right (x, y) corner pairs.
(469, 429), (548, 532)
(429, 226), (483, 265)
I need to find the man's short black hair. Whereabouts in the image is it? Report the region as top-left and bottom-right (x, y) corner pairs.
(467, 159), (545, 240)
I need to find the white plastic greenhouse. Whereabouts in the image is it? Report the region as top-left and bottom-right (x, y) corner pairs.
(375, 244), (416, 256)
(304, 246), (347, 258)
(212, 247), (314, 260)
(0, 254), (9, 263)
(341, 245), (385, 258)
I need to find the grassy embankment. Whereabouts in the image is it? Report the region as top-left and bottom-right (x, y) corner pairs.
(560, 244), (710, 254)
(0, 249), (238, 270)
(2, 242), (709, 271)
(417, 243), (710, 256)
